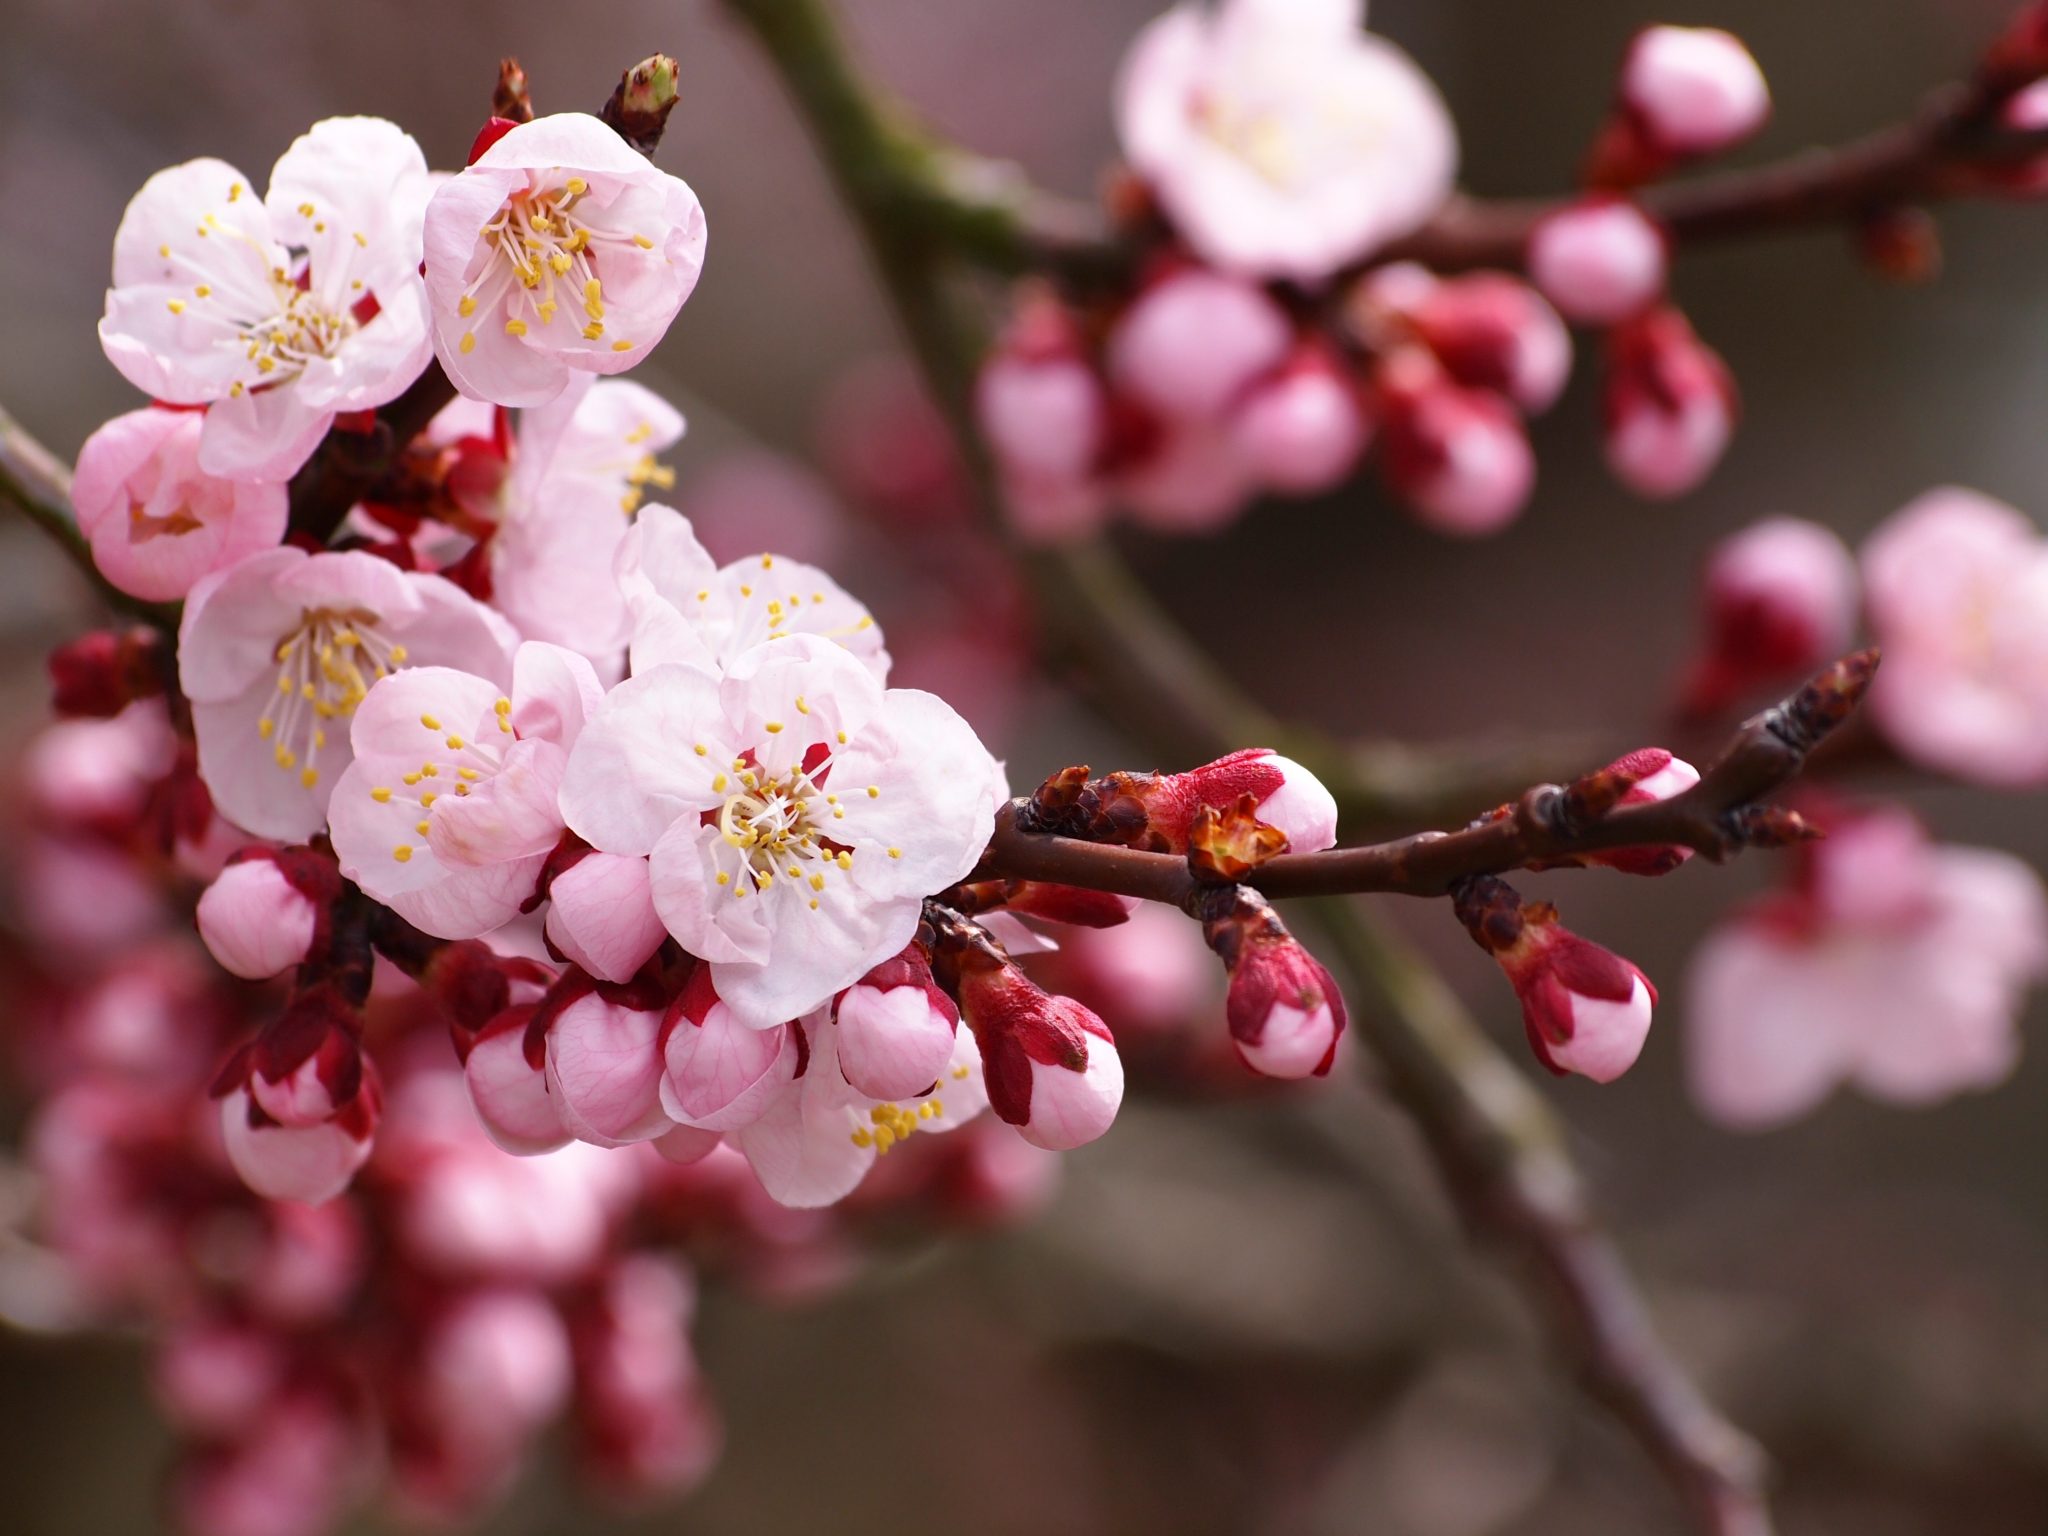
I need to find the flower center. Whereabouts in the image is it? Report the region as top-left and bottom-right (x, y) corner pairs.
(454, 178), (657, 358)
(848, 1062), (974, 1152)
(715, 758), (843, 904)
(239, 283), (357, 380)
(127, 500), (204, 543)
(256, 609), (408, 789)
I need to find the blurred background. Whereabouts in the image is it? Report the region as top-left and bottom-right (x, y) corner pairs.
(3, 0), (2047, 1531)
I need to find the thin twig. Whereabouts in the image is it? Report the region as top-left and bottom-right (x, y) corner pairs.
(978, 651), (1876, 905)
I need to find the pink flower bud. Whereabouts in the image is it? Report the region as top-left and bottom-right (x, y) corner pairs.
(1107, 269), (1292, 422)
(463, 1006), (570, 1155)
(544, 987), (673, 1148)
(1582, 747), (1702, 876)
(1224, 932), (1347, 1079)
(220, 1072), (380, 1205)
(834, 944), (960, 1102)
(1604, 307), (1737, 500)
(977, 352), (1106, 484)
(956, 962), (1124, 1151)
(1680, 516), (1859, 716)
(1527, 198), (1667, 326)
(1230, 348), (1372, 495)
(422, 1289), (572, 1437)
(1410, 273), (1573, 415)
(544, 851), (667, 984)
(155, 1321), (285, 1436)
(197, 856), (319, 981)
(658, 966), (797, 1132)
(1377, 354), (1535, 537)
(1621, 26), (1770, 158)
(1117, 423), (1257, 534)
(1500, 920), (1656, 1082)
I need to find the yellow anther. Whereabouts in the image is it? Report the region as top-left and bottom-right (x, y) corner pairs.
(420, 715), (440, 731)
(300, 768), (319, 788)
(632, 234), (654, 249)
(258, 719), (276, 739)
(421, 764), (439, 777)
(393, 844), (413, 863)
(809, 874), (826, 892)
(693, 743), (708, 756)
(716, 871), (730, 886)
(739, 585), (753, 597)
(297, 201), (315, 217)
(505, 319), (528, 337)
(459, 332), (476, 354)
(458, 767), (480, 781)
(712, 774), (728, 792)
(458, 295), (477, 317)
(794, 695), (808, 714)
(445, 736), (464, 751)
(764, 721), (784, 734)
(581, 322), (604, 340)
(402, 772), (421, 785)
(611, 340), (633, 352)
(837, 731), (848, 745)
(836, 852), (852, 870)
(194, 285), (211, 298)
(416, 820), (431, 836)
(353, 231), (367, 247)
(166, 299), (186, 314)
(566, 177), (588, 195)
(867, 786), (880, 798)
(420, 792), (436, 808)
(888, 848), (901, 859)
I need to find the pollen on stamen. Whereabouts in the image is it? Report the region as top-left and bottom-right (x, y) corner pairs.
(582, 322), (604, 340)
(300, 769), (319, 788)
(866, 786), (880, 798)
(459, 333), (477, 354)
(420, 715), (440, 731)
(445, 736), (464, 751)
(458, 296), (477, 318)
(794, 696), (809, 715)
(416, 820), (431, 836)
(611, 340), (633, 353)
(764, 721), (784, 734)
(505, 319), (528, 337)
(712, 774), (728, 792)
(632, 234), (654, 249)
(257, 719), (275, 739)
(370, 787), (392, 803)
(393, 845), (413, 863)
(693, 744), (708, 756)
(716, 872), (730, 886)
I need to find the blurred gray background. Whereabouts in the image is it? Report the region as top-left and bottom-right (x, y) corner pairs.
(3, 0), (2047, 1531)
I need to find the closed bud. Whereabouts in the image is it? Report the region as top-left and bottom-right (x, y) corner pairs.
(1229, 346), (1373, 495)
(1035, 748), (1337, 854)
(1196, 888), (1347, 1079)
(834, 943), (960, 1102)
(48, 628), (166, 718)
(658, 965), (796, 1132)
(1618, 26), (1769, 159)
(1454, 876), (1656, 1082)
(1409, 273), (1573, 415)
(463, 1005), (570, 1155)
(952, 955), (1123, 1151)
(1526, 198), (1668, 326)
(1106, 267), (1292, 422)
(197, 855), (319, 981)
(544, 850), (667, 984)
(544, 980), (673, 1148)
(1679, 516), (1858, 717)
(1603, 306), (1737, 500)
(1376, 350), (1535, 537)
(1559, 747), (1702, 876)
(219, 1064), (381, 1205)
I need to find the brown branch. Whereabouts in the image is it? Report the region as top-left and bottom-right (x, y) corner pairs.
(978, 650), (1875, 907)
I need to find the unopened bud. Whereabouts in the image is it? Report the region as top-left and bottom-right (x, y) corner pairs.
(950, 954), (1123, 1151)
(1603, 306), (1737, 500)
(1454, 876), (1656, 1082)
(1106, 268), (1291, 422)
(1527, 198), (1668, 326)
(1229, 346), (1373, 494)
(601, 53), (682, 155)
(197, 855), (319, 980)
(1679, 516), (1858, 718)
(48, 628), (166, 718)
(1556, 747), (1701, 876)
(834, 943), (959, 1102)
(1408, 273), (1573, 415)
(1376, 351), (1535, 537)
(1196, 887), (1346, 1079)
(1029, 748), (1337, 855)
(658, 965), (795, 1132)
(1619, 26), (1769, 158)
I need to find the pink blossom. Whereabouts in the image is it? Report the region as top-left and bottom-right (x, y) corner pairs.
(1687, 806), (2048, 1127)
(179, 547), (515, 841)
(1377, 353), (1535, 536)
(1603, 307), (1737, 500)
(1621, 26), (1770, 158)
(155, 1320), (286, 1436)
(573, 1256), (721, 1496)
(197, 855), (318, 980)
(561, 635), (1007, 1028)
(171, 1391), (360, 1536)
(615, 505), (890, 680)
(1116, 0), (1457, 281)
(1860, 488), (2048, 785)
(1463, 888), (1657, 1082)
(423, 113), (707, 407)
(1106, 269), (1291, 421)
(545, 851), (667, 983)
(1680, 516), (1859, 717)
(71, 408), (287, 601)
(330, 641), (600, 939)
(471, 379), (687, 670)
(99, 118), (433, 480)
(422, 1289), (573, 1437)
(1118, 422), (1259, 533)
(1526, 198), (1667, 326)
(728, 1010), (990, 1207)
(1230, 348), (1372, 494)
(833, 942), (960, 1102)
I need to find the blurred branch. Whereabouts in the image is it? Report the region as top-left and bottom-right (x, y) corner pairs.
(722, 8), (2048, 286)
(0, 404), (178, 629)
(980, 651), (1875, 906)
(719, 1), (1774, 1529)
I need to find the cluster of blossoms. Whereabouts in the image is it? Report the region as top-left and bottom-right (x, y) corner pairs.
(976, 1), (1770, 541)
(0, 698), (1064, 1534)
(53, 89), (1375, 1244)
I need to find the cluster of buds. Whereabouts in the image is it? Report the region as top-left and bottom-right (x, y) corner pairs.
(1452, 874), (1657, 1082)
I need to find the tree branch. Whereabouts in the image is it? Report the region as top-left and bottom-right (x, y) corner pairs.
(720, 2), (1776, 1528)
(978, 650), (1875, 906)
